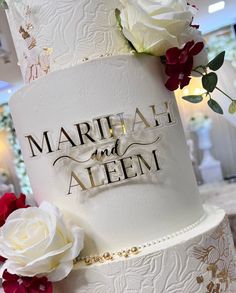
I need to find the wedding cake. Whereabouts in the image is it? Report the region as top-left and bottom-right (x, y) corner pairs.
(2, 0), (236, 292)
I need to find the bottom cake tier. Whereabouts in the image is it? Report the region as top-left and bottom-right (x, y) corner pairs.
(54, 205), (236, 293)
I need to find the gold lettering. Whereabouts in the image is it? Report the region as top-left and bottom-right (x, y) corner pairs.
(57, 127), (77, 150)
(137, 149), (160, 175)
(117, 113), (127, 135)
(75, 122), (96, 145)
(152, 149), (160, 172)
(25, 131), (53, 157)
(120, 157), (137, 180)
(105, 113), (127, 138)
(132, 108), (151, 131)
(103, 161), (121, 184)
(87, 167), (104, 188)
(93, 117), (106, 140)
(150, 102), (175, 127)
(90, 139), (121, 162)
(67, 171), (87, 194)
(137, 154), (151, 174)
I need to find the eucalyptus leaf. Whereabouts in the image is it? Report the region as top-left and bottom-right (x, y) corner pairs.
(182, 95), (203, 104)
(115, 9), (122, 29)
(207, 51), (225, 71)
(208, 99), (223, 114)
(229, 101), (236, 114)
(0, 0), (8, 9)
(202, 73), (218, 93)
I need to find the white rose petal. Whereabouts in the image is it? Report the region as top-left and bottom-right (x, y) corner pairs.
(0, 201), (84, 282)
(120, 0), (203, 56)
(47, 261), (74, 282)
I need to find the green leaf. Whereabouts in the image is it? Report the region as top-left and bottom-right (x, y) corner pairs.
(208, 99), (223, 114)
(0, 0), (8, 9)
(182, 95), (203, 104)
(229, 101), (236, 114)
(207, 51), (225, 71)
(202, 72), (218, 92)
(115, 9), (122, 29)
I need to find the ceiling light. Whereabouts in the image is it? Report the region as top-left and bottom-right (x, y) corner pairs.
(208, 1), (225, 14)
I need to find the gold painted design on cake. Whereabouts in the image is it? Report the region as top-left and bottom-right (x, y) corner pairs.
(194, 217), (236, 292)
(19, 26), (30, 40)
(43, 47), (53, 56)
(17, 5), (52, 83)
(197, 276), (204, 284)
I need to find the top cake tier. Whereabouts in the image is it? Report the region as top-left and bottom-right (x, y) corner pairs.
(5, 0), (130, 83)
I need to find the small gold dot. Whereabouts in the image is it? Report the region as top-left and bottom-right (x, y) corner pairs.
(84, 257), (93, 265)
(103, 252), (111, 260)
(131, 247), (139, 255)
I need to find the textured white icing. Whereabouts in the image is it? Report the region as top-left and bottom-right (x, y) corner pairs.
(9, 55), (204, 256)
(5, 0), (130, 82)
(54, 206), (236, 293)
(6, 2), (236, 291)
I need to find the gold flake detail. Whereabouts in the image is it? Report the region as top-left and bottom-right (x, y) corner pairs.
(194, 217), (236, 292)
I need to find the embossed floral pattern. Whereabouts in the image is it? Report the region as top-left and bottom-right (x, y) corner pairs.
(6, 0), (130, 83)
(193, 218), (236, 292)
(55, 215), (236, 293)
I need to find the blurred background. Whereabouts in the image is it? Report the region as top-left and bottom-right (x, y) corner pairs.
(1, 1), (236, 239)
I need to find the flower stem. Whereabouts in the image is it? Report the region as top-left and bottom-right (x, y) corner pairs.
(192, 69), (204, 76)
(215, 86), (234, 102)
(194, 65), (207, 72)
(191, 69), (234, 103)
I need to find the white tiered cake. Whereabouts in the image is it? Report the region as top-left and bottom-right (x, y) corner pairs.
(5, 0), (236, 292)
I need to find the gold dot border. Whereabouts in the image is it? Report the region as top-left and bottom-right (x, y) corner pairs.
(74, 213), (206, 266)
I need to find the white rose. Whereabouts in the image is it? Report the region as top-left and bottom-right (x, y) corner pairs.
(0, 202), (84, 282)
(120, 0), (199, 56)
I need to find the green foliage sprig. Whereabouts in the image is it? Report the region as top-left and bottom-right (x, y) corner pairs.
(0, 0), (8, 9)
(115, 8), (234, 115)
(182, 51), (236, 115)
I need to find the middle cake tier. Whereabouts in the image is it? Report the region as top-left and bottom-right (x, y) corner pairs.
(9, 55), (204, 256)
